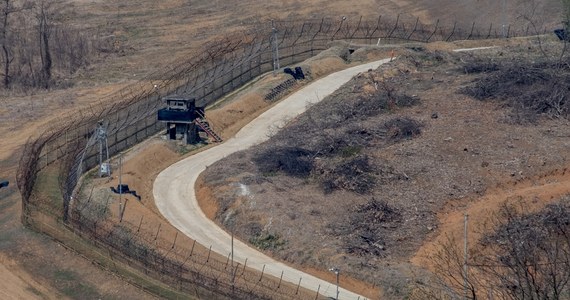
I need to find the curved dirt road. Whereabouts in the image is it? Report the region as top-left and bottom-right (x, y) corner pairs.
(154, 58), (391, 299)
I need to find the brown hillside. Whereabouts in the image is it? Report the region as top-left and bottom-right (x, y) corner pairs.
(0, 0), (566, 298)
(200, 37), (570, 298)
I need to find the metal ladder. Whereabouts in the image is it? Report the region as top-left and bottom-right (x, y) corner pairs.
(194, 111), (223, 143)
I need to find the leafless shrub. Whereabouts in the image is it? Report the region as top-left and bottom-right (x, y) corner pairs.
(329, 198), (402, 257)
(299, 78), (419, 130)
(310, 129), (371, 157)
(462, 60), (500, 74)
(318, 154), (375, 194)
(384, 117), (423, 142)
(400, 49), (454, 69)
(477, 200), (570, 300)
(460, 59), (570, 122)
(429, 198), (570, 299)
(253, 146), (314, 178)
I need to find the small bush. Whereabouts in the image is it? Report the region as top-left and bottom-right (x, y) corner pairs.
(340, 145), (363, 157)
(462, 60), (500, 74)
(243, 222), (263, 237)
(320, 155), (375, 194)
(253, 147), (314, 178)
(460, 60), (570, 121)
(249, 233), (286, 250)
(312, 133), (369, 157)
(400, 49), (452, 69)
(384, 117), (423, 141)
(328, 198), (402, 257)
(394, 94), (419, 107)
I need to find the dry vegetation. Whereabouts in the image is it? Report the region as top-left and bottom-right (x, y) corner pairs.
(1, 0), (569, 298)
(201, 36), (570, 298)
(460, 57), (570, 123)
(422, 198), (570, 299)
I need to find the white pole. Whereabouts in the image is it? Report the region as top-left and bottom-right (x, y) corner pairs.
(501, 0), (507, 38)
(119, 154), (123, 221)
(464, 213), (469, 299)
(271, 19), (280, 75)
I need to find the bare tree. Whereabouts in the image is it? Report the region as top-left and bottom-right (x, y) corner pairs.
(559, 0), (570, 64)
(0, 0), (29, 88)
(416, 234), (480, 300)
(477, 201), (570, 299)
(427, 200), (570, 299)
(36, 0), (53, 89)
(563, 0), (570, 30)
(0, 0), (13, 88)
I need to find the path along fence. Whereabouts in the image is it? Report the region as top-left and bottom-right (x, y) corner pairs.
(16, 14), (543, 299)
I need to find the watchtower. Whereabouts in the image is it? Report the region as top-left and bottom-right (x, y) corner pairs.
(157, 96), (222, 144)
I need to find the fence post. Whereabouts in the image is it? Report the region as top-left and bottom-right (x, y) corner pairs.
(171, 231), (178, 249)
(407, 17), (419, 40)
(225, 251), (231, 269)
(206, 245), (212, 263)
(387, 14), (400, 38)
(45, 142), (49, 167)
(136, 215), (143, 232)
(259, 264), (265, 282)
(446, 21), (457, 41)
(277, 270), (283, 289)
(296, 277), (302, 295)
(467, 21), (475, 40)
(190, 240), (196, 256)
(154, 223), (161, 241)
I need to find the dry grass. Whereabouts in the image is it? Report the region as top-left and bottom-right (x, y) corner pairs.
(0, 0), (567, 298)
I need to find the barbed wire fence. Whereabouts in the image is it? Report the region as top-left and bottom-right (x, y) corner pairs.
(16, 14), (543, 299)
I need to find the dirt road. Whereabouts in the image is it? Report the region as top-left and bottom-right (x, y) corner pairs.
(154, 58), (391, 299)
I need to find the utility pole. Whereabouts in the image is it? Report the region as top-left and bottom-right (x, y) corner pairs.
(271, 19), (280, 75)
(501, 0), (507, 38)
(329, 267), (340, 300)
(118, 154), (123, 222)
(463, 213), (469, 300)
(96, 122), (109, 177)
